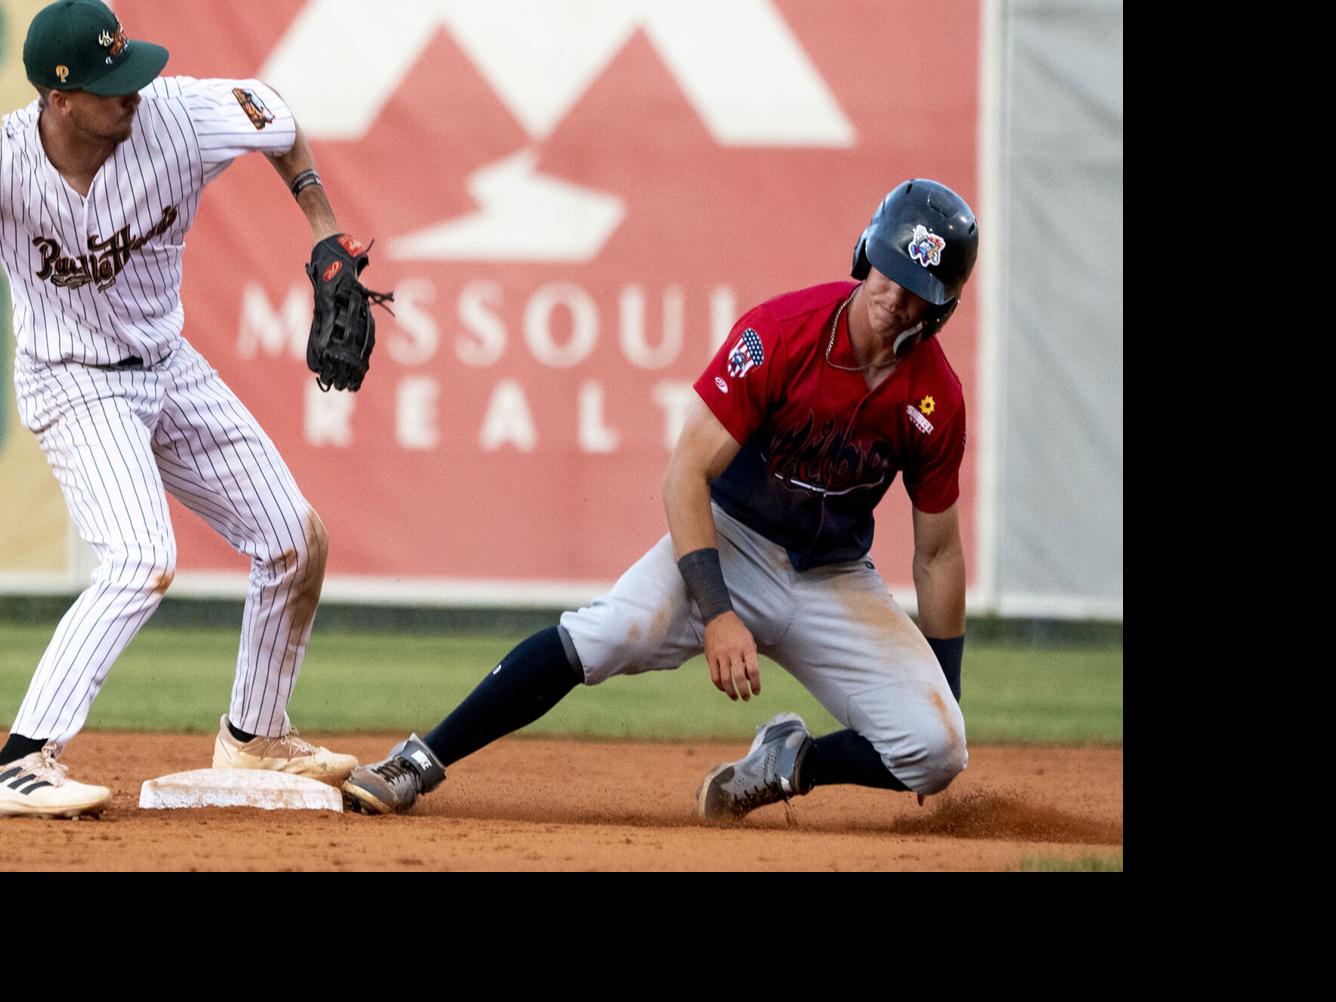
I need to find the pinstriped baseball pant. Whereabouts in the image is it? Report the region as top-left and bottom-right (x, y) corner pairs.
(10, 340), (326, 749)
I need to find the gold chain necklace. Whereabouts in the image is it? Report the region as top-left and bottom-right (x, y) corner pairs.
(824, 288), (897, 372)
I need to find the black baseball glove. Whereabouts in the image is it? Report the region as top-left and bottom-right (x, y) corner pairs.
(305, 234), (394, 392)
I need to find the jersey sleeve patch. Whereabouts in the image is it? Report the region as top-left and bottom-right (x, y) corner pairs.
(693, 308), (784, 447)
(906, 403), (934, 435)
(231, 87), (276, 130)
(726, 327), (765, 378)
(902, 389), (965, 512)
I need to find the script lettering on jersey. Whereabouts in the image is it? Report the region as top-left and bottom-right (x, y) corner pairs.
(767, 413), (892, 495)
(33, 205), (179, 291)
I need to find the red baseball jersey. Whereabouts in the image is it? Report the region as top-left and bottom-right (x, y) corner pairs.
(693, 280), (965, 570)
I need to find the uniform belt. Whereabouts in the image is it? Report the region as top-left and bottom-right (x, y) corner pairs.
(89, 350), (173, 371)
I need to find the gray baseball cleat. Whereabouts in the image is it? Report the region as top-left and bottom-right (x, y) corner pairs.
(341, 734), (446, 816)
(696, 712), (814, 821)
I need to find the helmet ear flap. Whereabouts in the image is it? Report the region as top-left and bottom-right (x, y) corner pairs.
(922, 297), (959, 341)
(851, 229), (872, 279)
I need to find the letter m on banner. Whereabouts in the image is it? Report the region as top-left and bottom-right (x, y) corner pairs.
(237, 282), (311, 360)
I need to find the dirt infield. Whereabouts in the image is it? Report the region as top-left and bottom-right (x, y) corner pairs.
(0, 732), (1122, 871)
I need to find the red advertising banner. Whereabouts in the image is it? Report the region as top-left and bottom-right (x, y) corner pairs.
(122, 0), (980, 594)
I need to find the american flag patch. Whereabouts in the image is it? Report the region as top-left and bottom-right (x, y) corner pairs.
(726, 328), (765, 378)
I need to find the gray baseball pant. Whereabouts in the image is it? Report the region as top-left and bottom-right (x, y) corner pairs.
(561, 503), (967, 795)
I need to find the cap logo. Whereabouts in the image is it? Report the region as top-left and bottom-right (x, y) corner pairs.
(907, 224), (946, 268)
(55, 65), (69, 83)
(98, 26), (128, 64)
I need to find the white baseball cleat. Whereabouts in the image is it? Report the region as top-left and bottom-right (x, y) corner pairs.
(0, 743), (112, 819)
(212, 715), (358, 785)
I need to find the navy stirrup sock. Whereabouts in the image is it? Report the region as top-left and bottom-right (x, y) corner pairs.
(424, 626), (582, 767)
(803, 729), (910, 791)
(0, 734), (46, 765)
(226, 720), (257, 743)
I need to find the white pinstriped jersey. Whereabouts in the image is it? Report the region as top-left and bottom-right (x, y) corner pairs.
(1, 76), (296, 366)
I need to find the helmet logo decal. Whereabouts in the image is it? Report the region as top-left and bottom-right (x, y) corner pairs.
(918, 395), (936, 417)
(726, 327), (765, 378)
(907, 224), (946, 268)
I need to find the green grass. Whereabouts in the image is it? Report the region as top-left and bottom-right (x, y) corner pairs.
(1020, 854), (1124, 872)
(0, 622), (1121, 743)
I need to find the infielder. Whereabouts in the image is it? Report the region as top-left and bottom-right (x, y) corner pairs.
(0, 0), (377, 819)
(343, 179), (978, 821)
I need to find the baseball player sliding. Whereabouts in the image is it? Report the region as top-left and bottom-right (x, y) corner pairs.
(344, 179), (978, 821)
(0, 0), (385, 819)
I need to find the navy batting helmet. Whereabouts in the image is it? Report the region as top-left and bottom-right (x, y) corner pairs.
(851, 179), (978, 343)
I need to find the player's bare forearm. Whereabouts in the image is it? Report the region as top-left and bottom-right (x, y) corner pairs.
(911, 503), (967, 637)
(663, 397), (742, 560)
(663, 460), (718, 560)
(663, 397), (758, 699)
(265, 121), (339, 243)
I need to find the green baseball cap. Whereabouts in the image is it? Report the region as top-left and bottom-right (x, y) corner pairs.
(23, 0), (169, 96)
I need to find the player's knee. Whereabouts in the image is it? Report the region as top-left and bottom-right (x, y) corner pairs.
(101, 540), (176, 600)
(285, 509), (328, 620)
(906, 721), (968, 795)
(265, 508), (327, 582)
(301, 508), (329, 583)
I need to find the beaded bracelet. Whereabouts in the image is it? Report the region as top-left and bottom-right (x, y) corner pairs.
(289, 169), (322, 200)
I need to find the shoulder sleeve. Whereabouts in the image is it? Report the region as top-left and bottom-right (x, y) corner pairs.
(177, 77), (297, 184)
(903, 392), (965, 513)
(692, 303), (788, 446)
(0, 107), (35, 220)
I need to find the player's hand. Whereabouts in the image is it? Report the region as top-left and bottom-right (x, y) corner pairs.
(703, 611), (761, 701)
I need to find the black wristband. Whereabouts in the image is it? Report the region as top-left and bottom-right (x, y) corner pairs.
(677, 547), (734, 624)
(289, 169), (322, 200)
(926, 635), (964, 702)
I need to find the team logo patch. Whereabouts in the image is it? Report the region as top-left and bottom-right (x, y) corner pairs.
(918, 395), (936, 417)
(55, 65), (69, 83)
(907, 224), (946, 268)
(906, 403), (934, 435)
(232, 88), (275, 130)
(726, 327), (765, 378)
(714, 376), (729, 394)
